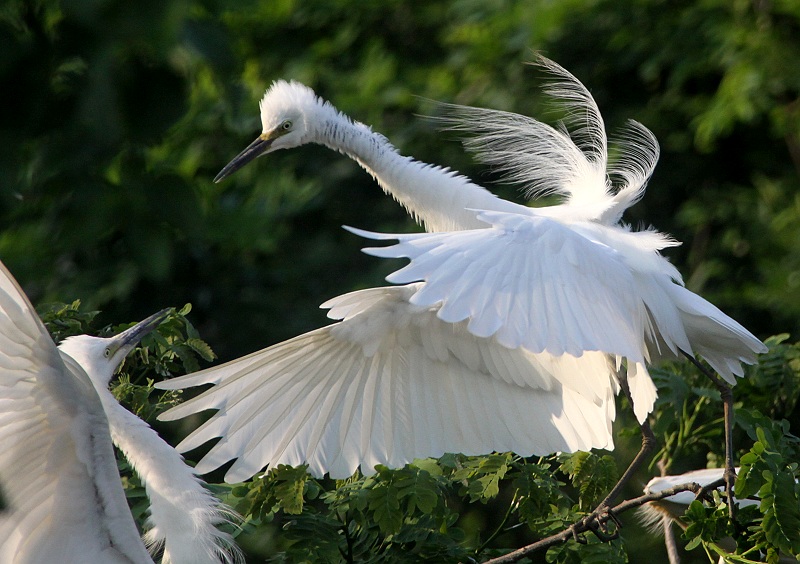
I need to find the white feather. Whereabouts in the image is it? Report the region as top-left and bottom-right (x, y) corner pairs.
(641, 467), (759, 522)
(0, 262), (153, 564)
(158, 285), (617, 481)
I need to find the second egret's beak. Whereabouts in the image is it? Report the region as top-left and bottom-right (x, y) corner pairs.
(214, 134), (275, 183)
(109, 308), (171, 362)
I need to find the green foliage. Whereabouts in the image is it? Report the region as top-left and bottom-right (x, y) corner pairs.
(37, 300), (100, 342)
(649, 342), (800, 563)
(453, 453), (512, 503)
(6, 0), (800, 561)
(224, 452), (631, 562)
(682, 498), (733, 552)
(734, 425), (800, 559)
(545, 534), (628, 564)
(558, 452), (618, 510)
(232, 465), (316, 523)
(736, 335), (800, 420)
(117, 303), (218, 378)
(107, 304), (215, 418)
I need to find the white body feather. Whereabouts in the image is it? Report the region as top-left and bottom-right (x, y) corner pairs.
(86, 380), (239, 564)
(638, 467), (761, 564)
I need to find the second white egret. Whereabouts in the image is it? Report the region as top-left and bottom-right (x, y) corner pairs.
(0, 261), (239, 564)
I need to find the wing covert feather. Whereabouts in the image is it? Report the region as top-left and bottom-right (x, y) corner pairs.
(349, 213), (649, 360)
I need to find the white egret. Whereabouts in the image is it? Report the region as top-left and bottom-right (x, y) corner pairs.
(159, 58), (764, 498)
(0, 261), (239, 564)
(639, 468), (760, 564)
(642, 468), (752, 509)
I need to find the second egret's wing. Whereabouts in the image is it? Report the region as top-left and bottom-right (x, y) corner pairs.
(0, 263), (152, 564)
(157, 284), (617, 482)
(644, 467), (760, 508)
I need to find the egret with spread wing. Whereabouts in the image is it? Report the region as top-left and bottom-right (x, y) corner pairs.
(159, 58), (764, 499)
(0, 261), (239, 564)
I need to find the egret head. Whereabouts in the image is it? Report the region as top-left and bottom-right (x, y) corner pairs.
(58, 309), (170, 386)
(215, 80), (330, 182)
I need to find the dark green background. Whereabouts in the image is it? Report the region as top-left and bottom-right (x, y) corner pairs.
(2, 0), (799, 561)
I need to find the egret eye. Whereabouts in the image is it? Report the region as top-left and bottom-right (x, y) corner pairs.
(281, 120), (292, 131)
(104, 348), (111, 358)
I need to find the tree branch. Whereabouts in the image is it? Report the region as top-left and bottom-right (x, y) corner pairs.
(680, 351), (738, 521)
(480, 481), (704, 564)
(663, 514), (681, 564)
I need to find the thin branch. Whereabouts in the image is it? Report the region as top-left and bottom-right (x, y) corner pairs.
(680, 351), (738, 521)
(476, 490), (520, 556)
(597, 419), (656, 510)
(658, 459), (682, 564)
(481, 481), (704, 564)
(663, 514), (681, 564)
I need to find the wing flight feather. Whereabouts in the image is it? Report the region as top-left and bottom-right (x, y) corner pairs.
(158, 285), (617, 481)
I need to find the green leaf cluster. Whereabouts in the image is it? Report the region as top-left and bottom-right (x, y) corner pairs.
(225, 452), (631, 562)
(558, 452), (618, 510)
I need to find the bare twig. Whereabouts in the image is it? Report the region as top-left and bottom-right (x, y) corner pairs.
(663, 513), (681, 564)
(598, 419), (657, 511)
(657, 458), (682, 564)
(680, 351), (737, 521)
(480, 481), (704, 564)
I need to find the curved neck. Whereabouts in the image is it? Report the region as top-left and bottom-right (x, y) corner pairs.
(312, 114), (525, 232)
(91, 386), (236, 564)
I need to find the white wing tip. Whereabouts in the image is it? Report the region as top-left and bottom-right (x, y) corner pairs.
(343, 225), (399, 240)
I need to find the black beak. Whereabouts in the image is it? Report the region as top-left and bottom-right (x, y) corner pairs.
(112, 308), (171, 359)
(214, 136), (274, 183)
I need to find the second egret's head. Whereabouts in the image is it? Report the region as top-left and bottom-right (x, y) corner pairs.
(214, 80), (328, 183)
(58, 309), (170, 386)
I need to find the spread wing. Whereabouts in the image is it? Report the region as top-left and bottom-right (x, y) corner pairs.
(157, 285), (618, 482)
(348, 212), (654, 361)
(0, 262), (152, 564)
(350, 209), (765, 389)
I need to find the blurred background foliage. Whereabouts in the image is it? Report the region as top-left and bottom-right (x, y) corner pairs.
(2, 0), (800, 562)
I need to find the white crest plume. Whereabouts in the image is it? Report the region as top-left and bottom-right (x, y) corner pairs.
(436, 55), (659, 222)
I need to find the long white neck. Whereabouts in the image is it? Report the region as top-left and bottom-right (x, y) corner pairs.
(91, 386), (240, 564)
(310, 110), (526, 232)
